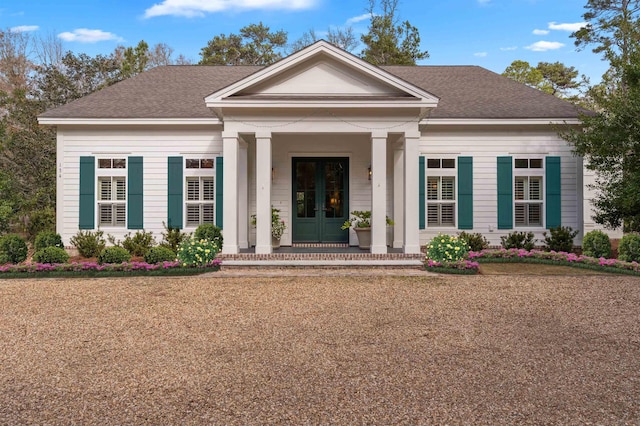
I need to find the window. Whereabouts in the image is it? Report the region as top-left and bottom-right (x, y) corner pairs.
(185, 158), (215, 227)
(514, 158), (543, 227)
(97, 157), (127, 227)
(426, 158), (456, 227)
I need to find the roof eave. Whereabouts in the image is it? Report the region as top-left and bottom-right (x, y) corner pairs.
(37, 117), (222, 126)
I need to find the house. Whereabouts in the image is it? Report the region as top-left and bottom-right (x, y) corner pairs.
(38, 41), (588, 255)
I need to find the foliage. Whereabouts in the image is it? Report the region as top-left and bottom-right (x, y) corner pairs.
(177, 238), (219, 267)
(119, 40), (150, 79)
(581, 230), (612, 258)
(194, 223), (223, 248)
(562, 53), (640, 231)
(502, 59), (586, 99)
(425, 259), (479, 274)
(0, 234), (28, 264)
(252, 208), (288, 239)
(0, 170), (18, 233)
(121, 230), (156, 256)
(33, 246), (70, 264)
(426, 234), (470, 263)
(341, 210), (394, 229)
(199, 22), (287, 66)
(144, 246), (176, 264)
(457, 231), (489, 252)
(26, 207), (56, 242)
(500, 231), (536, 251)
(617, 233), (640, 262)
(34, 231), (64, 251)
(290, 27), (359, 53)
(360, 0), (428, 65)
(70, 230), (106, 258)
(469, 248), (640, 276)
(98, 246), (132, 264)
(161, 221), (189, 252)
(542, 226), (579, 252)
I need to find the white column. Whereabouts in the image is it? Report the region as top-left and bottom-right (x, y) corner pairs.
(403, 131), (421, 254)
(238, 139), (249, 249)
(371, 131), (388, 254)
(255, 132), (272, 254)
(222, 132), (239, 254)
(393, 144), (404, 248)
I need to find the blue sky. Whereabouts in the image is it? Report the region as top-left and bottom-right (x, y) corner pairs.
(2, 0), (609, 83)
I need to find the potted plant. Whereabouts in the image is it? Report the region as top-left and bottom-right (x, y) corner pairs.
(341, 210), (394, 249)
(251, 207), (287, 248)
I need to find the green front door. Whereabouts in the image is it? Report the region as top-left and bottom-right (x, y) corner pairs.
(292, 158), (349, 243)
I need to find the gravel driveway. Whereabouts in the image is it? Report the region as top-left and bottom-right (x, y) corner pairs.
(1, 274), (639, 424)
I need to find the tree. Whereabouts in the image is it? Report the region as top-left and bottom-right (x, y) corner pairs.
(561, 1), (640, 231)
(199, 22), (287, 66)
(572, 0), (640, 76)
(502, 60), (547, 91)
(290, 27), (359, 53)
(360, 0), (428, 65)
(0, 29), (33, 94)
(502, 60), (587, 100)
(119, 40), (150, 79)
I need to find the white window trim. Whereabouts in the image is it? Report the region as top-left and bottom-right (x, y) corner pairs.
(183, 157), (216, 229)
(426, 158), (457, 228)
(96, 157), (127, 228)
(513, 157), (545, 229)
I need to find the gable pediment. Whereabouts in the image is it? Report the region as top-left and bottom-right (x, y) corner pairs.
(205, 40), (439, 109)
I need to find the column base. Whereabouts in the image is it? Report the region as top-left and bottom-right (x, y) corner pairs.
(255, 244), (273, 254)
(403, 244), (422, 254)
(223, 245), (239, 255)
(370, 244), (388, 254)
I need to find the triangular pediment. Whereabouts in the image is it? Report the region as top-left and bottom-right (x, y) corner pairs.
(205, 40), (439, 109)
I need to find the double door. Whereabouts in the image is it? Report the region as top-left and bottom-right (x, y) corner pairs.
(292, 158), (349, 243)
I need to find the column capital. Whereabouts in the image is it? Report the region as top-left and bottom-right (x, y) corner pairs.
(255, 130), (272, 140)
(371, 129), (388, 139)
(221, 131), (238, 140)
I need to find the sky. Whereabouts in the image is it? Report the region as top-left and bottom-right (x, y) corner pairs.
(1, 0), (610, 83)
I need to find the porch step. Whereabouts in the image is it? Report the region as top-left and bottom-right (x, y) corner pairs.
(217, 253), (425, 269)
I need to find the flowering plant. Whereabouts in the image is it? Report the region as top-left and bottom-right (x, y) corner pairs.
(177, 238), (219, 267)
(426, 259), (479, 274)
(426, 234), (470, 263)
(251, 207), (287, 239)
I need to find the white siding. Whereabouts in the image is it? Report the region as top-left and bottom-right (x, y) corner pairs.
(583, 167), (623, 238)
(59, 126), (222, 246)
(419, 127), (582, 247)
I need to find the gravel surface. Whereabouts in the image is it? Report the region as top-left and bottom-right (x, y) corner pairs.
(1, 274), (639, 425)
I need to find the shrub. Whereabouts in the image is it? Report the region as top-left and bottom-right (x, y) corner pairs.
(194, 224), (223, 249)
(458, 231), (489, 252)
(0, 234), (28, 264)
(33, 247), (70, 264)
(122, 230), (156, 256)
(98, 246), (132, 264)
(144, 246), (176, 264)
(426, 234), (470, 263)
(542, 226), (579, 253)
(618, 234), (640, 262)
(70, 230), (106, 258)
(34, 231), (64, 251)
(177, 238), (219, 267)
(161, 221), (189, 252)
(26, 208), (56, 242)
(501, 231), (536, 251)
(582, 230), (611, 258)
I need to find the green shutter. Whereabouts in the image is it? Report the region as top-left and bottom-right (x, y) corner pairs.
(79, 156), (95, 229)
(458, 156), (473, 230)
(215, 157), (224, 229)
(546, 156), (561, 228)
(497, 156), (513, 229)
(419, 156), (425, 230)
(167, 156), (183, 229)
(127, 156), (143, 229)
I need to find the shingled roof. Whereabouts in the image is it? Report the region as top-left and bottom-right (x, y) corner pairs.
(39, 64), (582, 120)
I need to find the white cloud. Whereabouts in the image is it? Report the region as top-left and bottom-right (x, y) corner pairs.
(10, 25), (39, 33)
(144, 0), (317, 18)
(346, 13), (370, 25)
(474, 52), (488, 57)
(525, 40), (565, 52)
(58, 28), (123, 43)
(533, 29), (549, 35)
(500, 46), (517, 51)
(548, 21), (587, 32)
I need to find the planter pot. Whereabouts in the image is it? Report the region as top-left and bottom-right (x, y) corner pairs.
(354, 227), (371, 250)
(272, 236), (281, 249)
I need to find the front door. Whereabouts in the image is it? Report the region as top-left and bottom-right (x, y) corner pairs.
(292, 158), (349, 243)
